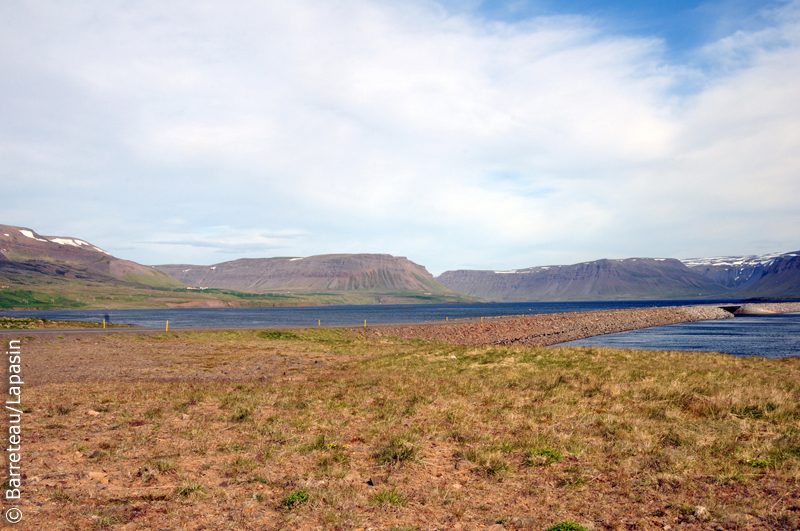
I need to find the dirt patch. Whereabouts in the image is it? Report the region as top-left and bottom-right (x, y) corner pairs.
(10, 330), (349, 385)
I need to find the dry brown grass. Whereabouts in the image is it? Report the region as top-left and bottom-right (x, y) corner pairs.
(9, 329), (800, 530)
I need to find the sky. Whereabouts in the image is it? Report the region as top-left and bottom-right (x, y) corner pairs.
(1, 0), (799, 275)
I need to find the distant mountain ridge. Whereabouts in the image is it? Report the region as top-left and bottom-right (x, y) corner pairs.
(681, 251), (800, 292)
(2, 222), (797, 304)
(156, 254), (457, 295)
(0, 223), (472, 307)
(436, 258), (731, 302)
(436, 251), (800, 302)
(735, 254), (800, 299)
(0, 224), (182, 289)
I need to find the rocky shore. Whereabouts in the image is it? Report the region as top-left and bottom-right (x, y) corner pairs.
(363, 302), (800, 347)
(734, 301), (800, 314)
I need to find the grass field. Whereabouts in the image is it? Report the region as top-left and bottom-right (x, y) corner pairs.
(0, 317), (131, 329)
(0, 283), (476, 310)
(12, 329), (800, 530)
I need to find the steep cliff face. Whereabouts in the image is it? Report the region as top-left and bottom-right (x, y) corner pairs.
(0, 224), (183, 288)
(735, 254), (800, 299)
(680, 252), (799, 290)
(157, 254), (455, 294)
(437, 258), (732, 302)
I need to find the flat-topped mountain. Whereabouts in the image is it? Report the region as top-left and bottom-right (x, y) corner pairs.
(156, 254), (457, 295)
(0, 224), (182, 288)
(436, 258), (731, 302)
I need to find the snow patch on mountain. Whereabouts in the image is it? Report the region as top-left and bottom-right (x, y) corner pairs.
(682, 252), (796, 269)
(50, 237), (89, 247)
(20, 229), (48, 242)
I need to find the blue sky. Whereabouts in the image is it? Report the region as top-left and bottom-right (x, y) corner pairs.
(1, 0), (799, 274)
(475, 0), (776, 52)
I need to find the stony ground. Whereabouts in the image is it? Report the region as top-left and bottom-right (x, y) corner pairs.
(736, 303), (800, 315)
(362, 305), (735, 347)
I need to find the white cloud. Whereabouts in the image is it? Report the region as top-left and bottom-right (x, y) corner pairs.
(1, 0), (799, 273)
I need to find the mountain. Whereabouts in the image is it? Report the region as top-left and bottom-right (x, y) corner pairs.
(156, 254), (460, 297)
(0, 224), (472, 308)
(4, 221), (796, 306)
(682, 251), (800, 299)
(437, 251), (800, 302)
(0, 224), (183, 289)
(436, 258), (733, 302)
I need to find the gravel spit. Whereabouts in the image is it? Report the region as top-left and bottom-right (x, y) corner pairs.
(362, 302), (800, 347)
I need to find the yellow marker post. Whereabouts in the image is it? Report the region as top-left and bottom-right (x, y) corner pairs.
(446, 317), (448, 321)
(364, 319), (367, 328)
(481, 317), (483, 323)
(166, 320), (169, 332)
(103, 319), (106, 329)
(318, 319), (321, 326)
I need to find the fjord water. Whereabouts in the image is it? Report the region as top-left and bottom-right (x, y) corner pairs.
(558, 312), (800, 358)
(1, 299), (738, 328)
(3, 299), (798, 358)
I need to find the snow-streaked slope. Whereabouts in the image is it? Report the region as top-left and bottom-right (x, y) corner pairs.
(437, 258), (729, 302)
(681, 251), (800, 290)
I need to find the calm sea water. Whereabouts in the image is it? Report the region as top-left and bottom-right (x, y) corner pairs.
(557, 312), (800, 358)
(0, 299), (740, 328)
(3, 299), (797, 358)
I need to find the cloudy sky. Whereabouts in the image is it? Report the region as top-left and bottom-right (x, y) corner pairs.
(1, 0), (798, 274)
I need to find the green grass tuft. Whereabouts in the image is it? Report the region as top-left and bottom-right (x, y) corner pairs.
(373, 435), (419, 465)
(524, 447), (562, 467)
(256, 330), (300, 340)
(369, 488), (407, 506)
(547, 521), (589, 531)
(282, 489), (310, 508)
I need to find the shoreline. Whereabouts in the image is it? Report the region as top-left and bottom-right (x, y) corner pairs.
(361, 302), (800, 347)
(1, 302), (799, 346)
